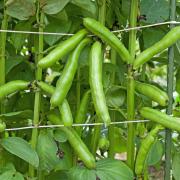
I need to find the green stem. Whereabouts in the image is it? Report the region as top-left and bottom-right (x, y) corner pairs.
(127, 0), (138, 170)
(0, 5), (8, 114)
(108, 48), (117, 158)
(165, 0), (176, 179)
(76, 69), (81, 110)
(98, 0), (106, 24)
(90, 118), (101, 156)
(29, 11), (44, 178)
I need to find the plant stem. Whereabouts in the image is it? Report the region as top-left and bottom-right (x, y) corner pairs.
(0, 4), (8, 114)
(90, 118), (101, 156)
(29, 10), (44, 178)
(127, 0), (138, 170)
(76, 69), (81, 111)
(108, 48), (117, 158)
(98, 0), (106, 24)
(165, 0), (176, 179)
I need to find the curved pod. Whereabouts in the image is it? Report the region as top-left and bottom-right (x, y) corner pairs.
(89, 41), (111, 126)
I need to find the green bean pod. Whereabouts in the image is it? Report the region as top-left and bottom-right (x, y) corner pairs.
(89, 41), (111, 126)
(37, 81), (73, 126)
(75, 90), (91, 136)
(140, 107), (180, 132)
(47, 112), (96, 169)
(134, 26), (180, 69)
(50, 38), (91, 107)
(0, 80), (30, 100)
(38, 29), (88, 68)
(135, 125), (163, 175)
(135, 81), (168, 106)
(83, 17), (133, 63)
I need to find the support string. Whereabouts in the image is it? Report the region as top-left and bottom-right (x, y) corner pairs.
(0, 21), (179, 36)
(5, 119), (149, 131)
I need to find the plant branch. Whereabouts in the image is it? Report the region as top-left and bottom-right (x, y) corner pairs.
(29, 10), (44, 177)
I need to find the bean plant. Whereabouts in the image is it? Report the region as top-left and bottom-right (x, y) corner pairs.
(0, 0), (180, 180)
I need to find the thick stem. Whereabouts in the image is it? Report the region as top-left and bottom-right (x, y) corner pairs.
(29, 11), (44, 177)
(0, 5), (8, 114)
(127, 0), (138, 170)
(108, 48), (117, 158)
(165, 0), (176, 179)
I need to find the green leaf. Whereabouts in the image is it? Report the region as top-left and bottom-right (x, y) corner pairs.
(142, 28), (166, 49)
(6, 0), (36, 20)
(11, 21), (32, 50)
(44, 18), (71, 45)
(146, 140), (164, 166)
(106, 86), (126, 107)
(96, 158), (133, 180)
(0, 170), (16, 180)
(172, 152), (180, 180)
(0, 109), (33, 128)
(11, 172), (24, 180)
(42, 0), (70, 15)
(68, 159), (133, 180)
(54, 129), (67, 143)
(78, 45), (91, 67)
(111, 127), (126, 153)
(71, 0), (97, 18)
(55, 142), (73, 171)
(37, 130), (59, 171)
(6, 62), (34, 81)
(1, 137), (39, 167)
(46, 170), (68, 180)
(68, 167), (96, 180)
(140, 0), (169, 23)
(6, 56), (25, 75)
(0, 169), (24, 180)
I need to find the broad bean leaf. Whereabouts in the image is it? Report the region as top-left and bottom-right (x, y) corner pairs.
(6, 0), (36, 20)
(44, 18), (71, 45)
(0, 110), (33, 119)
(0, 169), (24, 180)
(109, 127), (126, 153)
(69, 158), (133, 180)
(53, 129), (67, 143)
(37, 130), (59, 171)
(71, 0), (97, 18)
(14, 93), (34, 111)
(172, 152), (180, 180)
(106, 86), (126, 107)
(41, 0), (70, 15)
(55, 143), (73, 171)
(46, 171), (68, 180)
(142, 28), (166, 49)
(6, 62), (34, 81)
(147, 140), (164, 165)
(11, 21), (32, 50)
(1, 137), (39, 167)
(140, 0), (169, 23)
(5, 56), (25, 75)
